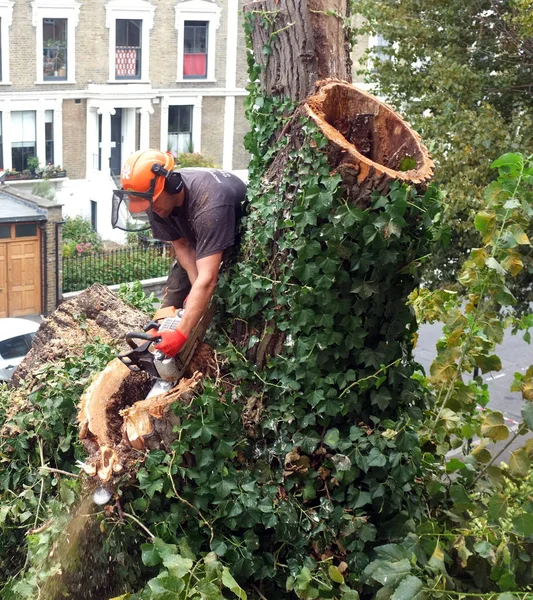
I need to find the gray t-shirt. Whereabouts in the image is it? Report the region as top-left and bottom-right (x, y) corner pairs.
(150, 168), (246, 260)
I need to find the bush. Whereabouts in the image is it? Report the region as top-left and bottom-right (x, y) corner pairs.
(62, 216), (104, 257)
(174, 152), (217, 169)
(31, 181), (56, 201)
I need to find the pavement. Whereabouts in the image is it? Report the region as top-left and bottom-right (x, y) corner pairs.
(415, 321), (533, 462)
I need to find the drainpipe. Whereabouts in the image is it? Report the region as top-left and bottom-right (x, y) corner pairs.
(38, 222), (48, 315)
(55, 220), (66, 307)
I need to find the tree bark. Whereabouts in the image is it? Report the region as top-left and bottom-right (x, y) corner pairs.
(244, 0), (352, 101)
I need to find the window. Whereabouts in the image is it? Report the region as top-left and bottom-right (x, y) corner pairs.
(11, 111), (36, 172)
(174, 1), (220, 82)
(115, 19), (141, 79)
(0, 0), (14, 85)
(168, 105), (193, 154)
(15, 224), (37, 237)
(91, 200), (97, 231)
(0, 225), (9, 239)
(0, 334), (33, 360)
(106, 1), (155, 83)
(183, 21), (207, 79)
(45, 109), (54, 164)
(43, 18), (67, 80)
(32, 0), (80, 84)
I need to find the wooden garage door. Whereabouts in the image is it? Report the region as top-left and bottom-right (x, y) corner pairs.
(0, 223), (41, 317)
(0, 243), (7, 318)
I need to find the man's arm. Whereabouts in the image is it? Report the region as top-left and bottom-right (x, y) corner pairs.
(172, 238), (198, 285)
(177, 251), (222, 336)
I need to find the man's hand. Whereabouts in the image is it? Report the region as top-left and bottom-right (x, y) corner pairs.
(152, 329), (188, 357)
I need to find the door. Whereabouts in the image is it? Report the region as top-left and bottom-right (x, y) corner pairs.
(0, 243), (7, 318)
(110, 108), (123, 176)
(9, 238), (41, 316)
(0, 223), (41, 317)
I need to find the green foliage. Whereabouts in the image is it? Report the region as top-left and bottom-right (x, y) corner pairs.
(174, 152), (217, 169)
(62, 215), (104, 257)
(0, 340), (116, 595)
(117, 281), (159, 314)
(31, 180), (56, 201)
(353, 0), (533, 302)
(26, 156), (40, 174)
(2, 12), (533, 600)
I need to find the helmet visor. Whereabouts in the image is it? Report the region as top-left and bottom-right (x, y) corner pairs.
(111, 190), (153, 232)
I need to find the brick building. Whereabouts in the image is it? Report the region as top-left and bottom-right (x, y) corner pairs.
(0, 0), (249, 242)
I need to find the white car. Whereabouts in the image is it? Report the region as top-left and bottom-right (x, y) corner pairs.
(0, 318), (39, 382)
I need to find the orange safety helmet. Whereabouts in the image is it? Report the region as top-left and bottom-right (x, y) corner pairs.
(120, 149), (175, 213)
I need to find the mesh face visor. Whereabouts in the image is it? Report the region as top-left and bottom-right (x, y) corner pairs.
(111, 189), (153, 232)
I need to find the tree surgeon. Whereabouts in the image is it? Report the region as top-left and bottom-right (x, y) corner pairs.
(112, 149), (246, 357)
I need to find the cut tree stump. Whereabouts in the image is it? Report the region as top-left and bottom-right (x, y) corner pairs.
(5, 284), (211, 486)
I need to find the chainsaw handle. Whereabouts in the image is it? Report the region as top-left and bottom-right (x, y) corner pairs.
(125, 331), (161, 350)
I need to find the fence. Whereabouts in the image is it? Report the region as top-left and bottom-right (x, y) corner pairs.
(62, 245), (173, 293)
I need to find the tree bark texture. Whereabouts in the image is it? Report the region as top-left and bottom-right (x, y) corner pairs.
(244, 0), (352, 101)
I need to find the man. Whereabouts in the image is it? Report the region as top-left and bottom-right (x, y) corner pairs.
(114, 149), (246, 357)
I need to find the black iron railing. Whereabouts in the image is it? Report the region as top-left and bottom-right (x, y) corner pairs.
(62, 244), (172, 293)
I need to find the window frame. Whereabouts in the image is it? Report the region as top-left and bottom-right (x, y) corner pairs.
(167, 104), (194, 154)
(0, 1), (14, 85)
(174, 1), (220, 83)
(42, 17), (68, 81)
(0, 99), (63, 171)
(105, 0), (155, 84)
(160, 96), (202, 156)
(32, 0), (79, 85)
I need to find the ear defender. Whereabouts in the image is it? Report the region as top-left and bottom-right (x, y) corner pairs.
(165, 171), (184, 195)
(151, 163), (184, 195)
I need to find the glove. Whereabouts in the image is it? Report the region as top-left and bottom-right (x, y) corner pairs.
(152, 329), (188, 357)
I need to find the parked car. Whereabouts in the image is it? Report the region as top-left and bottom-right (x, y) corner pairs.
(0, 318), (39, 382)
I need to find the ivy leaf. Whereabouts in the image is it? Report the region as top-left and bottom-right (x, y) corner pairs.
(474, 541), (494, 559)
(512, 513), (533, 537)
(491, 152), (524, 171)
(293, 430), (321, 454)
(485, 257), (506, 275)
(508, 223), (530, 245)
(508, 448), (530, 478)
(162, 553), (193, 579)
(366, 448), (387, 468)
(474, 211), (496, 237)
(222, 567), (247, 599)
(521, 402), (533, 431)
(474, 354), (502, 374)
(324, 428), (340, 448)
(141, 543), (161, 567)
(147, 571), (186, 595)
(488, 493), (507, 523)
(480, 412), (509, 441)
(428, 543), (446, 573)
(391, 575), (425, 600)
(328, 565), (345, 584)
(368, 559), (411, 587)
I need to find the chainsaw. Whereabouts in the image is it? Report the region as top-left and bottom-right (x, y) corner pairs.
(79, 303), (215, 505)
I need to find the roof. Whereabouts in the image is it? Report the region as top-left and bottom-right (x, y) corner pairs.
(0, 191), (47, 223)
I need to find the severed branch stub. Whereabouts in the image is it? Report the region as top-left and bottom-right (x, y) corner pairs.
(267, 79), (435, 208)
(303, 79), (434, 204)
(78, 361), (202, 483)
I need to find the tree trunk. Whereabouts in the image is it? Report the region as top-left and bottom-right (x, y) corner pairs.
(244, 0), (352, 101)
